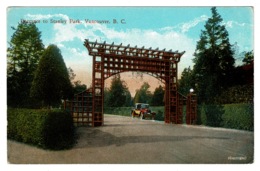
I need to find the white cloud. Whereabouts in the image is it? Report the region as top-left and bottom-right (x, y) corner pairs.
(21, 12), (254, 93)
(180, 15), (208, 33)
(222, 20), (253, 54)
(24, 13), (199, 86)
(29, 13), (196, 54)
(57, 43), (64, 48)
(224, 20), (249, 28)
(160, 15), (208, 33)
(49, 14), (197, 83)
(53, 24), (77, 42)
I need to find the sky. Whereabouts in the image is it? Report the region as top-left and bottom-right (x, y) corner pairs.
(6, 7), (254, 96)
(2, 2), (259, 170)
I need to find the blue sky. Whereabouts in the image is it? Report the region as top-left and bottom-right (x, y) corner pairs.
(7, 7), (254, 94)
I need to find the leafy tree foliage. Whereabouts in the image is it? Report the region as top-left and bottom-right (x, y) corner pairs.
(231, 50), (254, 86)
(133, 82), (152, 104)
(192, 7), (235, 104)
(30, 44), (73, 108)
(73, 81), (87, 94)
(151, 85), (165, 106)
(104, 87), (111, 107)
(67, 67), (76, 81)
(242, 50), (253, 65)
(67, 67), (87, 94)
(105, 75), (132, 107)
(178, 66), (194, 96)
(7, 23), (44, 107)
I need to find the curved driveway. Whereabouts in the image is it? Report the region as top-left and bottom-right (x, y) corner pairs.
(8, 114), (253, 164)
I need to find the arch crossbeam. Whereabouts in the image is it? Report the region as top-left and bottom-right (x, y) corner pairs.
(84, 39), (185, 126)
(84, 39), (185, 62)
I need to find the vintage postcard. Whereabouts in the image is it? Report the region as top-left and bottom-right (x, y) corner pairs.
(6, 6), (254, 166)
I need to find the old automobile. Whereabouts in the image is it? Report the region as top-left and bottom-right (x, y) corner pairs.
(131, 103), (156, 120)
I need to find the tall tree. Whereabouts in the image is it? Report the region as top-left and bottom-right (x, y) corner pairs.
(7, 22), (44, 106)
(134, 82), (152, 104)
(151, 85), (164, 106)
(106, 75), (131, 107)
(192, 7), (235, 104)
(104, 87), (111, 108)
(30, 44), (73, 108)
(178, 66), (194, 96)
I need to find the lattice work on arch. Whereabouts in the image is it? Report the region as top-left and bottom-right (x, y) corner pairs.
(84, 39), (185, 126)
(84, 39), (185, 62)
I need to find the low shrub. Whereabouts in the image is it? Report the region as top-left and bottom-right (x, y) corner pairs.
(221, 103), (254, 131)
(7, 108), (76, 150)
(154, 110), (164, 121)
(198, 103), (253, 131)
(200, 104), (225, 127)
(104, 107), (132, 116)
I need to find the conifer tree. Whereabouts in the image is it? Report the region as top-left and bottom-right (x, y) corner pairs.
(30, 44), (73, 108)
(178, 66), (194, 96)
(106, 75), (131, 107)
(133, 82), (152, 104)
(151, 85), (164, 106)
(7, 23), (44, 106)
(192, 7), (235, 103)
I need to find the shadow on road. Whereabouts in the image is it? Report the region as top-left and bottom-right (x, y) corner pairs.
(75, 128), (230, 149)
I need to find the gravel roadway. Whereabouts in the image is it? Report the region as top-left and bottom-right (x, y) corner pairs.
(8, 114), (254, 164)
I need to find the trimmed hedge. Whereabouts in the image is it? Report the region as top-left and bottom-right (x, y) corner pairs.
(198, 103), (253, 131)
(105, 103), (253, 131)
(7, 108), (76, 150)
(221, 103), (253, 131)
(105, 107), (132, 116)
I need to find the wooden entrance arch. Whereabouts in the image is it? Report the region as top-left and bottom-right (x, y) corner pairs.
(84, 39), (185, 126)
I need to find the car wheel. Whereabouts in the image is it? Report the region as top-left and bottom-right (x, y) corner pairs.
(140, 113), (143, 120)
(132, 111), (135, 118)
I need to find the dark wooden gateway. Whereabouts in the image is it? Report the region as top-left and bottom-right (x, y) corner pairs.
(65, 39), (197, 126)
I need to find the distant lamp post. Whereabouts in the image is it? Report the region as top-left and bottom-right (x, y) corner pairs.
(186, 88), (197, 125)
